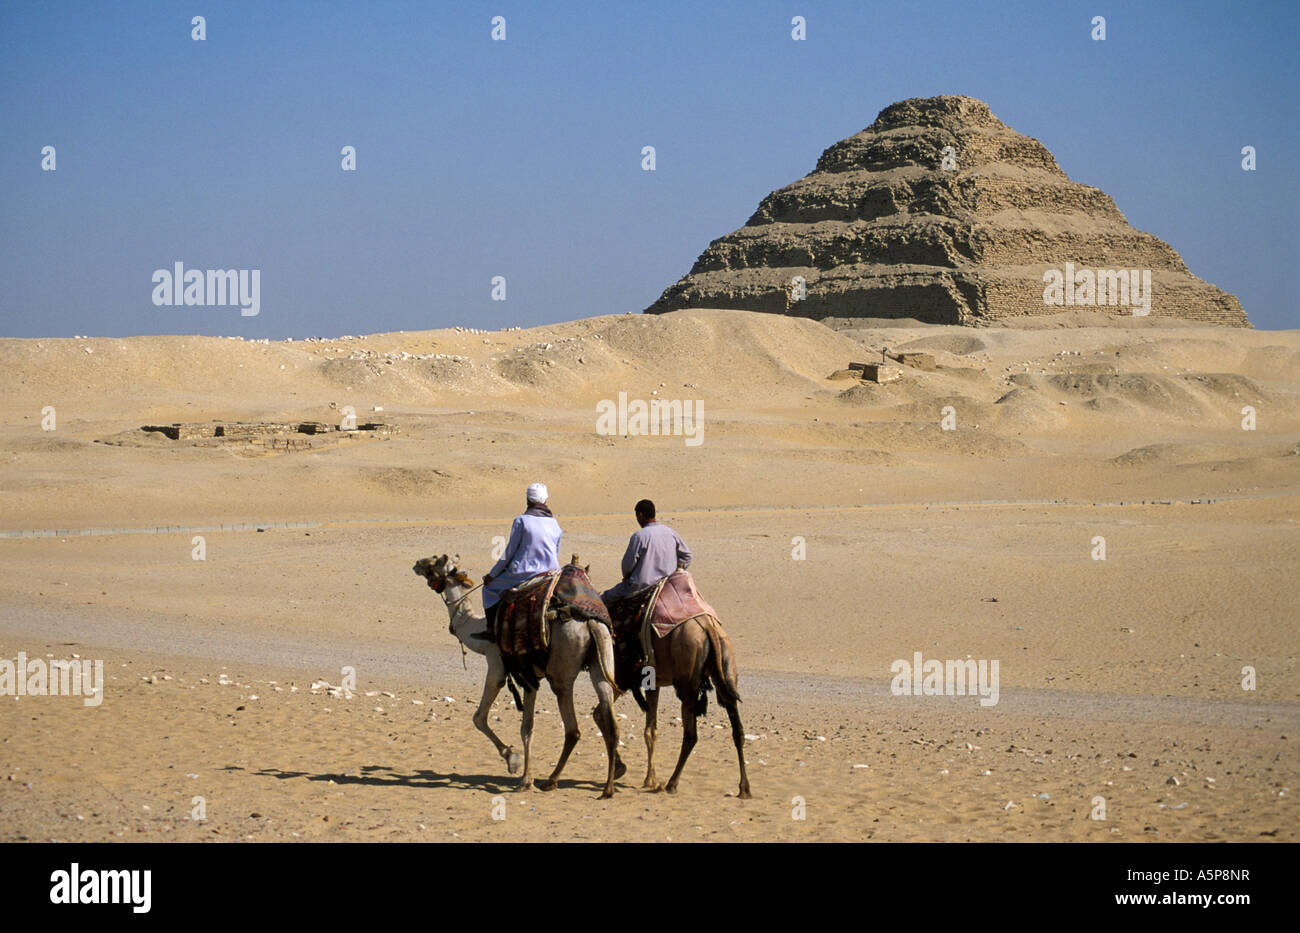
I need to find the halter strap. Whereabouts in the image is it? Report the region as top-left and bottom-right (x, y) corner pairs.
(447, 582), (483, 611)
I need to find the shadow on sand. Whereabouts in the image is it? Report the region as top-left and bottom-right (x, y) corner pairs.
(239, 763), (617, 795)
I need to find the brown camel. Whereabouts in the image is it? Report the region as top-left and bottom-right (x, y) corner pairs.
(622, 609), (752, 799)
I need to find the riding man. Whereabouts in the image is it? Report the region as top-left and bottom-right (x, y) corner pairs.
(475, 483), (562, 642)
(601, 499), (691, 607)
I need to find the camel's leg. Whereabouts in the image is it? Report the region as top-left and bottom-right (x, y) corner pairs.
(664, 694), (698, 795)
(517, 687), (538, 791)
(722, 695), (752, 799)
(589, 671), (620, 799)
(537, 685), (580, 792)
(590, 702), (627, 781)
(642, 684), (662, 790)
(473, 654), (521, 774)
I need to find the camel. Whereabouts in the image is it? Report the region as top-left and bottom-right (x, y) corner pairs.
(412, 554), (625, 798)
(619, 604), (752, 799)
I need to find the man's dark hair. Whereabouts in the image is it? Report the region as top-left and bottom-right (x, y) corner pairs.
(634, 499), (656, 520)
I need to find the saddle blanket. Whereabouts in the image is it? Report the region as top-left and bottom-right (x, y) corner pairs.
(606, 571), (719, 673)
(497, 571), (560, 658)
(648, 570), (717, 638)
(496, 564), (610, 659)
(552, 564), (611, 626)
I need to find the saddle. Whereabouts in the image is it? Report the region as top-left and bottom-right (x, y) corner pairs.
(648, 570), (717, 640)
(607, 570), (718, 690)
(496, 571), (561, 659)
(495, 565), (611, 688)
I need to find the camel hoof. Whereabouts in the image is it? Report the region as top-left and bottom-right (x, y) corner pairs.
(738, 788), (753, 800)
(599, 787), (615, 800)
(517, 780), (534, 792)
(664, 782), (678, 795)
(505, 750), (523, 775)
(537, 780), (558, 792)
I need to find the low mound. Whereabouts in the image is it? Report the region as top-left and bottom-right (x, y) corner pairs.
(6, 435), (91, 454)
(364, 466), (456, 496)
(837, 386), (1003, 428)
(0, 310), (868, 420)
(1111, 440), (1299, 467)
(992, 387), (1071, 432)
(897, 334), (988, 356)
(818, 405), (1030, 456)
(1044, 373), (1200, 413)
(1241, 344), (1300, 377)
(1083, 396), (1136, 416)
(589, 309), (865, 390)
(1005, 371), (1271, 420)
(1112, 443), (1239, 466)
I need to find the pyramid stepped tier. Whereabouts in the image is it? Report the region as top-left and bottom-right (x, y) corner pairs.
(646, 96), (1249, 327)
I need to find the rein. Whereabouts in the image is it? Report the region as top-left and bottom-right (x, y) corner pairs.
(444, 581), (484, 670)
(447, 581), (483, 612)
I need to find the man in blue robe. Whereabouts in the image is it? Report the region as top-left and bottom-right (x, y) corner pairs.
(475, 483), (562, 641)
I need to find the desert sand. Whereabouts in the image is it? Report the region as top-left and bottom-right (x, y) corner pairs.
(1, 308), (1296, 841)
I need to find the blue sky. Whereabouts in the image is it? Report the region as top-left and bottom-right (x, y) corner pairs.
(2, 0), (1296, 336)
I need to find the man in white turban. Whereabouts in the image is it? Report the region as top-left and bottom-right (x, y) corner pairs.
(475, 483), (563, 641)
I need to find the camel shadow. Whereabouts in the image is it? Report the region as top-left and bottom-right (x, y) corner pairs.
(237, 763), (618, 795)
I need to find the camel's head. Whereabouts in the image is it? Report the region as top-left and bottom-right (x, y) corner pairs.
(568, 552), (590, 574)
(412, 554), (474, 594)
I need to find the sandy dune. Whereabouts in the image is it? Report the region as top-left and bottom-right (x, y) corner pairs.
(1, 309), (1296, 841)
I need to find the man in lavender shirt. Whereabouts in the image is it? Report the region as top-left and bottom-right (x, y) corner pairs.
(601, 499), (692, 606)
(474, 482), (562, 641)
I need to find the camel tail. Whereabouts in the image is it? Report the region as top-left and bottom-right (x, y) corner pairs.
(703, 616), (741, 705)
(586, 620), (618, 690)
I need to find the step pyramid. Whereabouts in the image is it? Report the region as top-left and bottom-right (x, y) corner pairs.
(645, 96), (1249, 327)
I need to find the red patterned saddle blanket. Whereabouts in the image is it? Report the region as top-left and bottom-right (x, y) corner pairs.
(496, 571), (560, 658)
(496, 564), (611, 660)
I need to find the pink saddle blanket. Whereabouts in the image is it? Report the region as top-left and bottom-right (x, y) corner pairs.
(648, 570), (717, 638)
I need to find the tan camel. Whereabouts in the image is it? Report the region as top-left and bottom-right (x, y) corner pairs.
(413, 554), (625, 798)
(626, 611), (752, 799)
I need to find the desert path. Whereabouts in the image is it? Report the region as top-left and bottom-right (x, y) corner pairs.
(2, 603), (1295, 728)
